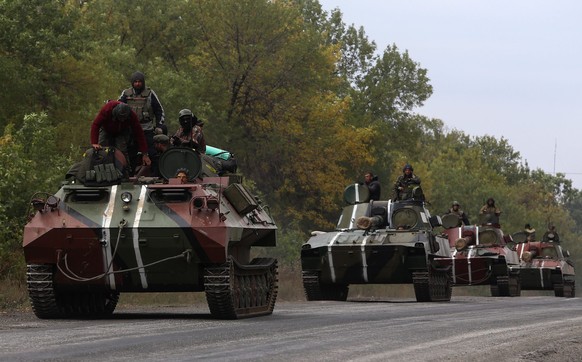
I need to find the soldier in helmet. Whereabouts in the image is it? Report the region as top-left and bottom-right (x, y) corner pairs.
(447, 201), (470, 225)
(170, 109), (206, 153)
(90, 100), (151, 168)
(479, 197), (501, 225)
(392, 163), (421, 201)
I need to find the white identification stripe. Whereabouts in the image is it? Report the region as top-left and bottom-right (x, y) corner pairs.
(540, 261), (545, 288)
(452, 249), (457, 283)
(361, 236), (369, 283)
(102, 185), (117, 289)
(355, 184), (360, 203)
(467, 248), (473, 284)
(328, 233), (342, 283)
(348, 205), (358, 229)
(475, 226), (480, 245)
(132, 186), (148, 289)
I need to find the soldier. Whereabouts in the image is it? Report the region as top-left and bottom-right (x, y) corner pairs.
(479, 197), (501, 216)
(176, 168), (189, 184)
(119, 71), (166, 170)
(150, 134), (170, 177)
(524, 223), (536, 241)
(170, 109), (206, 153)
(90, 101), (151, 169)
(364, 171), (381, 201)
(479, 197), (501, 225)
(542, 225), (560, 243)
(447, 201), (470, 225)
(392, 163), (421, 201)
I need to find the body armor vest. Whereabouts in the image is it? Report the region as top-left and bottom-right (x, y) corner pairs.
(123, 88), (154, 131)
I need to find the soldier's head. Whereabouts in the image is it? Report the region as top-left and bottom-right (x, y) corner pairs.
(452, 201), (460, 211)
(178, 109), (196, 131)
(130, 71), (146, 92)
(486, 197), (495, 206)
(153, 134), (170, 152)
(112, 103), (131, 122)
(402, 164), (413, 177)
(176, 167), (189, 183)
(364, 172), (374, 184)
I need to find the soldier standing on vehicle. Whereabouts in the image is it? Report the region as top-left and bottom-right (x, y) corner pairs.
(364, 171), (381, 201)
(90, 100), (151, 168)
(119, 71), (166, 171)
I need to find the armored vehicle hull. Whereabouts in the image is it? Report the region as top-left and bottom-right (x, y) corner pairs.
(435, 224), (521, 297)
(511, 241), (575, 297)
(23, 147), (278, 319)
(301, 185), (452, 302)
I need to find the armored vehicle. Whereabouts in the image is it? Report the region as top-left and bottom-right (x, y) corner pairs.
(435, 214), (521, 297)
(300, 184), (452, 302)
(511, 235), (575, 297)
(23, 147), (278, 319)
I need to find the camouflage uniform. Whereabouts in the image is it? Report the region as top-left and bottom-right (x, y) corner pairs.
(392, 173), (421, 201)
(479, 205), (501, 215)
(448, 207), (470, 225)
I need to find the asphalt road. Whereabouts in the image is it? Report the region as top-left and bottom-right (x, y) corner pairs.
(1, 296), (581, 361)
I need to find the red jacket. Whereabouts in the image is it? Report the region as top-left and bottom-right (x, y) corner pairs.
(90, 100), (148, 153)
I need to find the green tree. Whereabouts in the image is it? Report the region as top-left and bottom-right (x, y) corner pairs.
(0, 113), (73, 277)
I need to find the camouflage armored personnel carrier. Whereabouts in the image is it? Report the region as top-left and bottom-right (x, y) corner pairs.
(511, 234), (575, 297)
(300, 184), (452, 302)
(23, 147), (278, 319)
(434, 214), (521, 297)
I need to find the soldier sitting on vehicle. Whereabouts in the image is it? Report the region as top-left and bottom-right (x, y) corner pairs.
(524, 223), (536, 241)
(479, 197), (501, 225)
(170, 109), (206, 153)
(392, 164), (422, 201)
(445, 201), (470, 226)
(542, 224), (560, 243)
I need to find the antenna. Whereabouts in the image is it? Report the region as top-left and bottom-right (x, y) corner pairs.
(553, 138), (557, 175)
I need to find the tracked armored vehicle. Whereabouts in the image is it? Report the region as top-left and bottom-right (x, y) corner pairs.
(23, 147), (278, 319)
(300, 184), (452, 302)
(511, 235), (575, 298)
(434, 214), (521, 297)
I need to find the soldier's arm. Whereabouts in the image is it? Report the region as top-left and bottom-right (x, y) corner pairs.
(150, 90), (165, 124)
(118, 90), (128, 103)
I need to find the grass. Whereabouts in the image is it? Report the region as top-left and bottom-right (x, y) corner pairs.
(0, 277), (29, 312)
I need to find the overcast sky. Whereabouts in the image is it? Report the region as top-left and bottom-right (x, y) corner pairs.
(319, 0), (582, 188)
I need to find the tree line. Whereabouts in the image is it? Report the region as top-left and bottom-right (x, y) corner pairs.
(0, 0), (580, 283)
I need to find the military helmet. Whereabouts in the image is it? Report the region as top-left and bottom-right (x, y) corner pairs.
(452, 201), (460, 206)
(402, 163), (413, 172)
(153, 134), (169, 145)
(178, 109), (193, 119)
